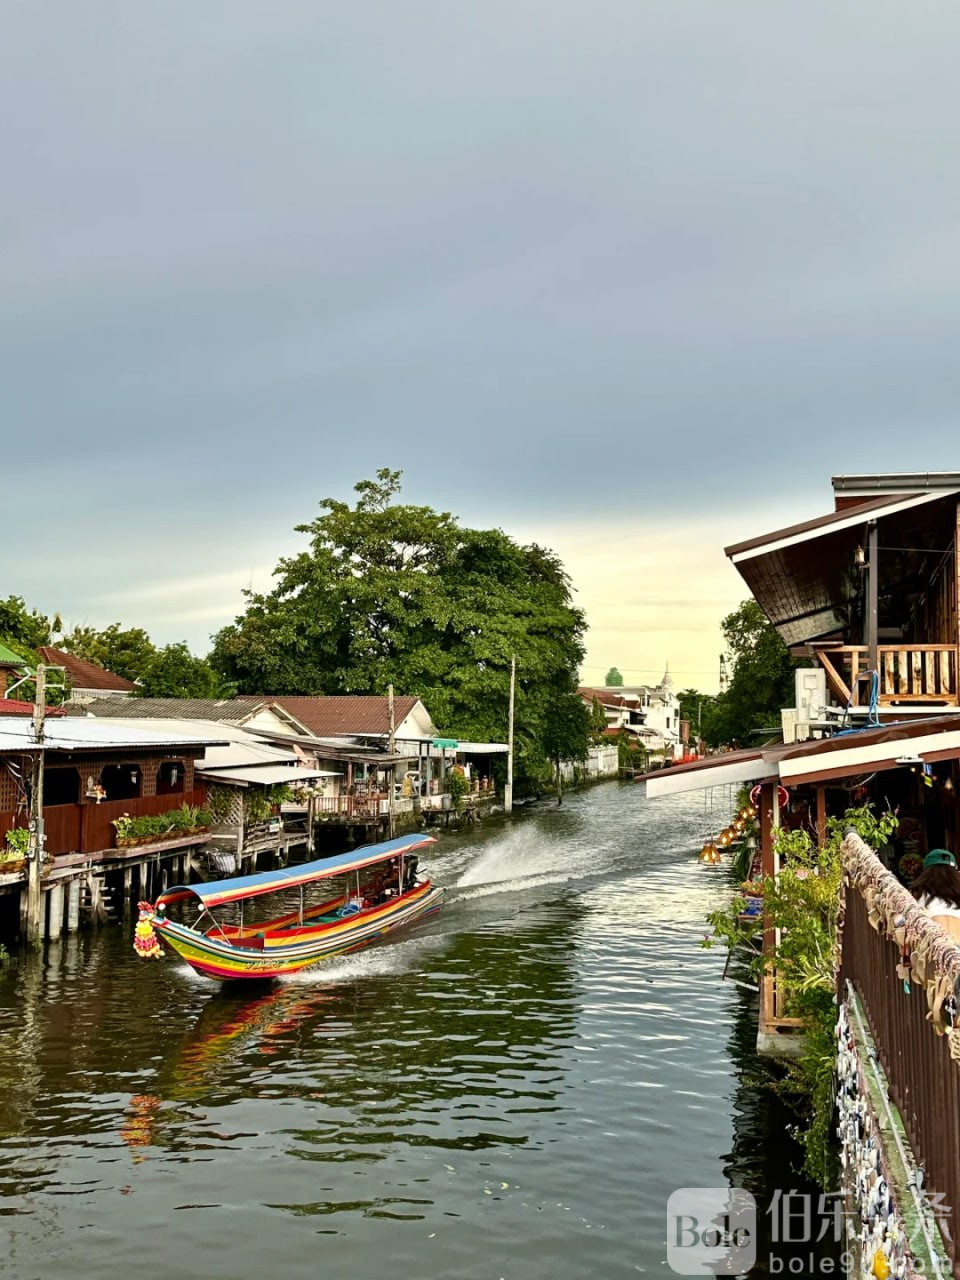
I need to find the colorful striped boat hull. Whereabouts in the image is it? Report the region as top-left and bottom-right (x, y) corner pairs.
(151, 881), (444, 981)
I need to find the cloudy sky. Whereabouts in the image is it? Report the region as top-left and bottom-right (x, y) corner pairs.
(4, 2), (960, 690)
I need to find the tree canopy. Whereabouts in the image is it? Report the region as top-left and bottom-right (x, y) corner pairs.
(210, 470), (589, 782)
(699, 600), (799, 747)
(604, 666), (624, 687)
(61, 624), (157, 683)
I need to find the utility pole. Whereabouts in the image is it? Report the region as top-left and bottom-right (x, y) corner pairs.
(504, 656), (516, 814)
(387, 683), (396, 838)
(26, 665), (46, 946)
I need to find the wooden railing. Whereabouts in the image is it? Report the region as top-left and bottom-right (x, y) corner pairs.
(313, 793), (389, 820)
(841, 834), (960, 1278)
(1, 789), (207, 858)
(814, 643), (958, 706)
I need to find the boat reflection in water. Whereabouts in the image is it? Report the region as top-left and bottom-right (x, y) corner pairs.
(119, 895), (584, 1166)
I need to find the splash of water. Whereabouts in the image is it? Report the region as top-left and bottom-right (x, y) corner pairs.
(455, 823), (581, 890)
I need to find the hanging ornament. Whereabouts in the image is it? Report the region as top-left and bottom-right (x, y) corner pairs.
(134, 901), (163, 960)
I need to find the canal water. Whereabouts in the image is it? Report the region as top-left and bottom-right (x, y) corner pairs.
(0, 782), (827, 1279)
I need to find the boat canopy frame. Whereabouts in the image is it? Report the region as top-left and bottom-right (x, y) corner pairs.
(154, 833), (436, 913)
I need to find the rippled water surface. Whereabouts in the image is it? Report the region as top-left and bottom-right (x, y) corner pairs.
(0, 783), (812, 1279)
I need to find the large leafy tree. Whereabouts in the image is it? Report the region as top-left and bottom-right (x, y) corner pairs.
(604, 666), (624, 687)
(211, 470), (589, 781)
(0, 595), (55, 655)
(707, 600), (800, 747)
(137, 643), (229, 699)
(61, 623), (158, 682)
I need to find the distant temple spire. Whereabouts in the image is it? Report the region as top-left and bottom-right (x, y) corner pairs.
(660, 662), (674, 691)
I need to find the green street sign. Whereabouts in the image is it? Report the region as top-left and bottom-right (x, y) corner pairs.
(432, 738), (459, 749)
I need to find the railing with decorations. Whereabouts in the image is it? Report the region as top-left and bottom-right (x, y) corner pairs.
(814, 644), (958, 707)
(840, 831), (960, 1278)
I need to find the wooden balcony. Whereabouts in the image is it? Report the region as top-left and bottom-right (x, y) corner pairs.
(813, 644), (959, 707)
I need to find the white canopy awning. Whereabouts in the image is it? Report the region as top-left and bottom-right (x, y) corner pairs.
(197, 765), (341, 787)
(643, 753), (775, 799)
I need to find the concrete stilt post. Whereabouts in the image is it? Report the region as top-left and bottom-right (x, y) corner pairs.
(47, 883), (64, 940)
(67, 879), (80, 932)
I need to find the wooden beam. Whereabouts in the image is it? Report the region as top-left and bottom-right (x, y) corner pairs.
(816, 650), (851, 705)
(759, 781), (778, 1031)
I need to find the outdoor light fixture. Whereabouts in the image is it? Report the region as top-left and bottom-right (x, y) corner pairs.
(855, 545), (867, 569)
(895, 754), (924, 767)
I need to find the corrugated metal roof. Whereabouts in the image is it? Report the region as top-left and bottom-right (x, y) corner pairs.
(0, 717), (228, 753)
(83, 697), (266, 721)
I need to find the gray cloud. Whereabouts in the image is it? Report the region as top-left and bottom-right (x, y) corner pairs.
(3, 2), (960, 649)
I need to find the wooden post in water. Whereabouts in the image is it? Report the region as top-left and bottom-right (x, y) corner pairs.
(504, 656), (516, 814)
(25, 665), (47, 947)
(388, 684), (396, 839)
(759, 781), (780, 1029)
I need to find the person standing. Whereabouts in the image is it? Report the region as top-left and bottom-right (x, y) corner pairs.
(911, 849), (960, 943)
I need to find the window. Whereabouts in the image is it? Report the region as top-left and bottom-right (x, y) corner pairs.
(157, 761), (185, 795)
(44, 768), (80, 807)
(99, 764), (142, 801)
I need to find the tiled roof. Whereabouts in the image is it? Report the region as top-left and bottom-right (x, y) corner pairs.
(83, 697), (266, 721)
(37, 647), (136, 693)
(269, 695), (420, 737)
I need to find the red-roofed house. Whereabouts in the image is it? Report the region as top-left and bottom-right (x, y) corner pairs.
(0, 700), (66, 718)
(37, 647), (136, 704)
(264, 695), (428, 740)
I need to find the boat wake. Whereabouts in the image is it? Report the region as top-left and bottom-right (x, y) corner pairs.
(279, 931), (448, 986)
(453, 822), (588, 893)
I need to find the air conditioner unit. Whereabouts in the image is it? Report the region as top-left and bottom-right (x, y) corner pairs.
(796, 668), (827, 723)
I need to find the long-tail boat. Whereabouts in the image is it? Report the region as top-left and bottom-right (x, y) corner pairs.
(143, 833), (443, 981)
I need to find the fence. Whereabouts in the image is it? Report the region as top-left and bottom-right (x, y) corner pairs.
(815, 644), (959, 706)
(1, 789), (208, 858)
(840, 833), (960, 1276)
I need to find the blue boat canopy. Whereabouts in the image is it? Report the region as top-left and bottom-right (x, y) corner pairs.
(155, 833), (437, 911)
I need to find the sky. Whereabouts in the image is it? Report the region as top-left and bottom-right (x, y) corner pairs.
(4, 2), (960, 692)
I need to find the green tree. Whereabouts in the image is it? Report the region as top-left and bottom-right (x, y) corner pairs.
(210, 470), (587, 784)
(0, 595), (53, 653)
(588, 696), (608, 743)
(677, 688), (719, 747)
(707, 600), (800, 747)
(138, 643), (230, 699)
(61, 623), (158, 682)
(604, 666), (624, 687)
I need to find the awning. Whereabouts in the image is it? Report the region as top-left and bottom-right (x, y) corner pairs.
(778, 725), (960, 785)
(641, 748), (775, 798)
(725, 490), (959, 646)
(642, 714), (960, 796)
(155, 833), (437, 910)
(196, 765), (341, 787)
